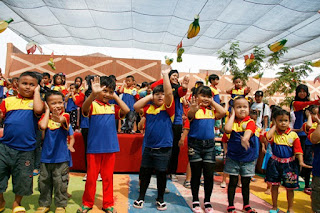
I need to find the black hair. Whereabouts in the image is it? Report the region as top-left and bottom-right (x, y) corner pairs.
(75, 76), (83, 85)
(306, 105), (318, 114)
(232, 75), (242, 82)
(294, 84), (310, 102)
(208, 74), (219, 82)
(233, 97), (248, 106)
(272, 109), (290, 121)
(194, 86), (212, 98)
(270, 105), (282, 120)
(109, 75), (117, 82)
(10, 77), (18, 83)
(19, 71), (39, 83)
(141, 82), (149, 88)
(100, 76), (116, 90)
(45, 90), (64, 102)
(53, 74), (62, 85)
(42, 72), (50, 78)
(153, 85), (164, 94)
(69, 83), (76, 88)
(126, 75), (135, 81)
(84, 75), (98, 97)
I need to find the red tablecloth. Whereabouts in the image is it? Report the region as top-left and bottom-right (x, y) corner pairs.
(71, 132), (189, 173)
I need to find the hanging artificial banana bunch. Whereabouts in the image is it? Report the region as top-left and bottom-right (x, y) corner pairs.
(268, 39), (287, 53)
(187, 15), (200, 39)
(252, 73), (263, 79)
(48, 52), (56, 70)
(165, 56), (173, 65)
(310, 59), (320, 67)
(244, 53), (255, 66)
(0, 18), (13, 33)
(177, 41), (184, 62)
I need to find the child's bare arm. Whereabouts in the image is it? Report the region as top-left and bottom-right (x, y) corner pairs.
(179, 128), (189, 147)
(82, 77), (104, 116)
(224, 108), (235, 134)
(241, 129), (252, 150)
(266, 124), (276, 141)
(33, 85), (44, 115)
(38, 103), (50, 130)
(162, 68), (173, 106)
(113, 92), (130, 117)
(296, 154), (312, 168)
(305, 110), (312, 129)
(68, 135), (75, 152)
(210, 98), (226, 119)
(134, 94), (153, 114)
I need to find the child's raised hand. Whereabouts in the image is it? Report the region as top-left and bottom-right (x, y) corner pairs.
(35, 84), (41, 93)
(68, 145), (75, 152)
(240, 136), (250, 150)
(162, 68), (171, 76)
(181, 75), (190, 89)
(44, 102), (50, 112)
(91, 76), (105, 96)
(51, 108), (61, 123)
(190, 96), (199, 112)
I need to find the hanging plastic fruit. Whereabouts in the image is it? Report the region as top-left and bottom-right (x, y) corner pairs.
(244, 53), (255, 66)
(268, 39), (287, 53)
(310, 59), (320, 67)
(187, 15), (200, 39)
(26, 41), (43, 54)
(205, 70), (209, 85)
(48, 52), (56, 70)
(165, 56), (173, 65)
(177, 41), (184, 62)
(252, 73), (263, 79)
(0, 18), (13, 34)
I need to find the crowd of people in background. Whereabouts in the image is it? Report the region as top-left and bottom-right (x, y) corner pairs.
(0, 67), (319, 213)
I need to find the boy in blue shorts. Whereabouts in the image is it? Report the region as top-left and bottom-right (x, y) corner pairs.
(133, 69), (175, 211)
(37, 90), (71, 213)
(0, 71), (44, 213)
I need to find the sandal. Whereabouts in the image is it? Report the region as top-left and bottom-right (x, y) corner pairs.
(183, 181), (191, 189)
(55, 207), (65, 213)
(102, 207), (117, 213)
(242, 205), (257, 213)
(77, 206), (92, 213)
(156, 201), (167, 211)
(133, 200), (144, 209)
(35, 207), (50, 213)
(269, 209), (279, 213)
(204, 202), (214, 213)
(227, 206), (237, 213)
(12, 206), (26, 213)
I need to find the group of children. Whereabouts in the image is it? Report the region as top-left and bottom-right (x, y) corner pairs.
(0, 69), (318, 213)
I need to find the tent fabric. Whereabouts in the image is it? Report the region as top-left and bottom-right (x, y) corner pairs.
(1, 0), (320, 64)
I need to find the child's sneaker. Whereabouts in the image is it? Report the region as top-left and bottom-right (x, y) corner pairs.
(133, 200), (144, 209)
(156, 201), (167, 211)
(35, 207), (49, 213)
(192, 201), (203, 213)
(220, 181), (227, 188)
(204, 202), (214, 213)
(170, 174), (178, 182)
(55, 207), (65, 213)
(183, 180), (191, 189)
(304, 188), (312, 195)
(227, 206), (236, 213)
(97, 174), (102, 181)
(82, 174), (87, 181)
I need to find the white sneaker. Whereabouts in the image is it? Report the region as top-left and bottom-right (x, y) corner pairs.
(97, 173), (102, 181)
(171, 174), (178, 182)
(82, 174), (87, 181)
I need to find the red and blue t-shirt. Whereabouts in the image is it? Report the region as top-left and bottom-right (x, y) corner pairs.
(142, 98), (175, 148)
(85, 100), (123, 153)
(40, 113), (70, 163)
(188, 107), (215, 140)
(0, 95), (39, 151)
(226, 116), (257, 162)
(210, 85), (220, 104)
(293, 100), (319, 136)
(66, 92), (85, 112)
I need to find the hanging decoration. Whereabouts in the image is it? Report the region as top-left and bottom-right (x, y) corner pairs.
(48, 52), (56, 70)
(268, 39), (287, 53)
(0, 18), (14, 33)
(187, 15), (200, 39)
(221, 65), (229, 75)
(310, 59), (320, 67)
(26, 41), (43, 54)
(165, 56), (173, 65)
(205, 70), (209, 85)
(177, 41), (184, 62)
(314, 75), (320, 84)
(252, 73), (263, 79)
(244, 53), (255, 66)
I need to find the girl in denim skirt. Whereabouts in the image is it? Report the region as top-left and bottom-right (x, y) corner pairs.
(224, 97), (258, 213)
(187, 86), (226, 213)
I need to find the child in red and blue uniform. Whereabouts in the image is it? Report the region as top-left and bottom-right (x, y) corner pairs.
(209, 74), (220, 104)
(308, 111), (320, 213)
(0, 71), (44, 213)
(226, 76), (251, 112)
(265, 109), (310, 213)
(188, 86), (226, 213)
(65, 83), (85, 130)
(37, 90), (71, 213)
(224, 97), (257, 213)
(119, 75), (139, 133)
(78, 76), (129, 213)
(51, 74), (68, 96)
(133, 69), (175, 211)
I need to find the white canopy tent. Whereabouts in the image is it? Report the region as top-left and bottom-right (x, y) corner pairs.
(0, 0), (320, 65)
